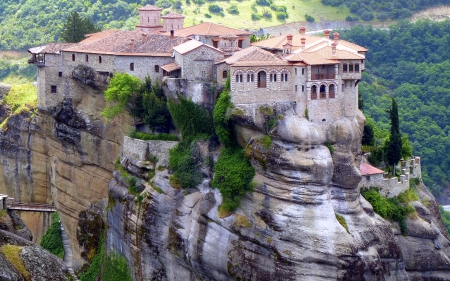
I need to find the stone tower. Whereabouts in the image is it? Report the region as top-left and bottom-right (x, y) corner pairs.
(162, 12), (185, 32)
(136, 5), (163, 33)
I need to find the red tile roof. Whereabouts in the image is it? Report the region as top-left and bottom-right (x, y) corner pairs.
(173, 39), (223, 55)
(162, 12), (185, 19)
(138, 5), (162, 11)
(161, 62), (181, 72)
(216, 46), (287, 66)
(360, 163), (384, 176)
(166, 22), (251, 37)
(28, 43), (77, 54)
(62, 31), (188, 56)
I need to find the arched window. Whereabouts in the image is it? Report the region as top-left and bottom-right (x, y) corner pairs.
(311, 85), (317, 99)
(329, 84), (336, 98)
(281, 71), (289, 82)
(223, 70), (228, 79)
(257, 71), (266, 88)
(269, 72), (277, 82)
(155, 65), (160, 73)
(235, 73), (243, 82)
(320, 85), (326, 99)
(247, 73), (254, 82)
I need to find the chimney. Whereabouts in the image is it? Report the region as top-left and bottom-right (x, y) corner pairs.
(170, 30), (174, 39)
(299, 27), (306, 35)
(324, 30), (331, 38)
(130, 39), (135, 52)
(331, 42), (337, 56)
(301, 37), (306, 49)
(287, 34), (293, 45)
(333, 32), (340, 41)
(141, 33), (147, 42)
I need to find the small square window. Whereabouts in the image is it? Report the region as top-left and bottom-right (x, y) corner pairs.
(51, 85), (57, 94)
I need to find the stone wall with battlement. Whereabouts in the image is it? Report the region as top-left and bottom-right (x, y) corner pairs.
(359, 157), (422, 198)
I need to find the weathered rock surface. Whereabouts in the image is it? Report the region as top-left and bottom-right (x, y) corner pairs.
(0, 229), (69, 281)
(107, 105), (450, 280)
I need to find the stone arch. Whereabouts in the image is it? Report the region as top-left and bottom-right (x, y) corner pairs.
(246, 70), (255, 83)
(311, 84), (318, 99)
(233, 70), (244, 83)
(268, 69), (278, 83)
(257, 70), (267, 88)
(280, 68), (290, 82)
(329, 83), (337, 98)
(320, 84), (327, 99)
(222, 70), (228, 79)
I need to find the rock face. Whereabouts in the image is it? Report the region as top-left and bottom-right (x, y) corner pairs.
(107, 105), (450, 280)
(0, 77), (132, 269)
(0, 229), (69, 281)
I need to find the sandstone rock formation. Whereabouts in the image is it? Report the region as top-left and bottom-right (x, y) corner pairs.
(107, 104), (450, 280)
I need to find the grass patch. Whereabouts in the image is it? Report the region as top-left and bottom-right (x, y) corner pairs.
(258, 135), (272, 150)
(78, 236), (105, 281)
(235, 214), (251, 228)
(40, 212), (64, 259)
(335, 213), (349, 233)
(3, 83), (37, 114)
(129, 130), (179, 141)
(1, 245), (31, 280)
(101, 251), (133, 281)
(150, 183), (164, 194)
(325, 140), (334, 154)
(439, 206), (450, 236)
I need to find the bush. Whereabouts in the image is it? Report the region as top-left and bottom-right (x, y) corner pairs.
(361, 12), (374, 21)
(361, 189), (415, 234)
(255, 0), (272, 6)
(169, 142), (203, 189)
(276, 11), (288, 20)
(262, 9), (272, 19)
(129, 130), (179, 141)
(208, 3), (223, 13)
(78, 236), (104, 281)
(305, 13), (315, 22)
(168, 96), (213, 142)
(227, 4), (239, 14)
(213, 91), (235, 148)
(205, 13), (212, 18)
(40, 212), (64, 259)
(270, 4), (286, 13)
(345, 15), (359, 21)
(212, 148), (255, 212)
(439, 206), (450, 235)
(101, 252), (133, 281)
(193, 0), (205, 4)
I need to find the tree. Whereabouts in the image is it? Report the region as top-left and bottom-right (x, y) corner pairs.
(386, 97), (402, 176)
(102, 73), (141, 120)
(60, 11), (100, 43)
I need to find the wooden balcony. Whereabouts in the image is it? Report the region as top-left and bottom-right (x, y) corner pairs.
(311, 73), (335, 80)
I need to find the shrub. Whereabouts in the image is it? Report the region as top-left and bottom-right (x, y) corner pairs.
(129, 130), (179, 141)
(335, 214), (349, 233)
(169, 142), (203, 189)
(227, 4), (239, 14)
(276, 11), (288, 20)
(270, 4), (286, 12)
(305, 13), (315, 22)
(262, 9), (272, 19)
(101, 252), (133, 281)
(361, 12), (374, 21)
(439, 206), (450, 235)
(168, 96), (213, 142)
(259, 135), (272, 149)
(212, 148), (255, 212)
(208, 3), (223, 13)
(193, 0), (205, 4)
(79, 236), (105, 281)
(40, 212), (64, 259)
(325, 140), (334, 154)
(255, 0), (272, 6)
(213, 91), (235, 148)
(102, 73), (141, 120)
(205, 13), (212, 18)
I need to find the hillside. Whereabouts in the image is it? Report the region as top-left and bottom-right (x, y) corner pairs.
(339, 19), (450, 196)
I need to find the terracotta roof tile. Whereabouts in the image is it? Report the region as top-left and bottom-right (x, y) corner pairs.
(138, 5), (162, 11)
(63, 30), (188, 56)
(173, 39), (223, 55)
(162, 12), (185, 18)
(217, 46), (284, 65)
(253, 34), (323, 50)
(161, 62), (181, 72)
(285, 52), (338, 65)
(360, 163), (384, 176)
(167, 22), (251, 37)
(28, 43), (77, 54)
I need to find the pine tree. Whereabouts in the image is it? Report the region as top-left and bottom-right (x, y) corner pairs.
(386, 97), (402, 176)
(60, 11), (100, 43)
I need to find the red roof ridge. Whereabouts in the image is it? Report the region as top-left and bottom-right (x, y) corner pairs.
(360, 163), (384, 176)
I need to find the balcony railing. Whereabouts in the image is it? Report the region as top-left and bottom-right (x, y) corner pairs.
(311, 73), (335, 80)
(28, 58), (45, 66)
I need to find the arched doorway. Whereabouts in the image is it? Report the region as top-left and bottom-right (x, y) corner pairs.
(320, 85), (326, 99)
(329, 84), (335, 98)
(311, 85), (317, 99)
(258, 71), (266, 88)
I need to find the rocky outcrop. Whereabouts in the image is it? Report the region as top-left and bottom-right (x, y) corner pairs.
(107, 104), (450, 280)
(0, 229), (70, 281)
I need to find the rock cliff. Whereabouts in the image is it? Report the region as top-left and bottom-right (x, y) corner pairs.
(107, 104), (450, 280)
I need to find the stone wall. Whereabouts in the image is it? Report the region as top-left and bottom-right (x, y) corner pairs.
(175, 45), (224, 82)
(359, 157), (422, 198)
(122, 136), (178, 168)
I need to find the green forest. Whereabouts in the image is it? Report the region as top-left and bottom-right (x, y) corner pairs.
(322, 0), (450, 21)
(340, 19), (450, 195)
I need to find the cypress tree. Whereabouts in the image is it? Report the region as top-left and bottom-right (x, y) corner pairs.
(386, 97), (402, 176)
(60, 11), (100, 43)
